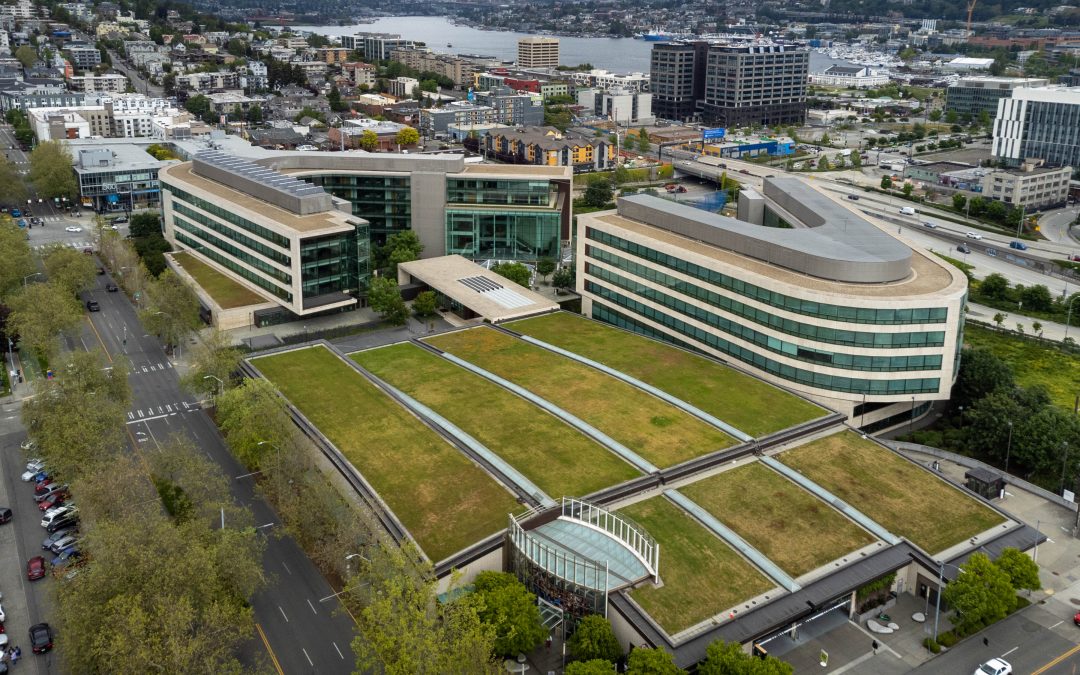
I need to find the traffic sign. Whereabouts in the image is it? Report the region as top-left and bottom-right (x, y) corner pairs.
(703, 128), (726, 140)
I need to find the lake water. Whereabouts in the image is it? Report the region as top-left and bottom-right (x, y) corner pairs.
(293, 16), (847, 75)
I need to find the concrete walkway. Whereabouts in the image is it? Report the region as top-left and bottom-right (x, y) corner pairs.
(966, 303), (1080, 343)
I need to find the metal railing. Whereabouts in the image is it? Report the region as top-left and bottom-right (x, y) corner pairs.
(508, 512), (611, 593)
(561, 497), (659, 581)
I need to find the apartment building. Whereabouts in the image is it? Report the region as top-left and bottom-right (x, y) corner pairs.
(66, 73), (127, 93)
(482, 126), (615, 171)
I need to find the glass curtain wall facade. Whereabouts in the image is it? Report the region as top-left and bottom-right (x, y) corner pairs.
(300, 226), (371, 302)
(305, 174), (411, 248)
(445, 178), (562, 260)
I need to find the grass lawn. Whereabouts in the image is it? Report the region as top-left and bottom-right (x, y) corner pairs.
(779, 432), (1005, 555)
(964, 324), (1080, 410)
(425, 328), (734, 468)
(172, 251), (266, 309)
(621, 497), (774, 635)
(352, 343), (641, 497)
(254, 345), (521, 562)
(507, 313), (823, 436)
(679, 463), (877, 577)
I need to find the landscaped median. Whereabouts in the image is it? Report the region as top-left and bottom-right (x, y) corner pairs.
(424, 327), (736, 468)
(352, 342), (642, 497)
(507, 312), (824, 437)
(778, 432), (1006, 555)
(171, 250), (266, 309)
(679, 462), (878, 578)
(619, 497), (775, 636)
(253, 345), (522, 563)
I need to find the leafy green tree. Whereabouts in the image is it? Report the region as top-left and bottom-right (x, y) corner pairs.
(0, 218), (36, 296)
(0, 154), (27, 205)
(849, 151), (861, 168)
(699, 640), (793, 675)
(327, 85), (347, 112)
(929, 109), (943, 122)
(820, 132), (830, 146)
(6, 281), (83, 359)
(29, 140), (78, 200)
(995, 547), (1041, 592)
(954, 347), (1014, 409)
(368, 276), (408, 325)
(14, 44), (37, 68)
(902, 182), (914, 197)
(216, 377), (298, 469)
(184, 94), (213, 122)
(817, 155), (830, 171)
(627, 646), (684, 674)
(553, 267), (574, 289)
(536, 257), (556, 282)
(128, 211), (162, 238)
(412, 290), (437, 317)
(566, 660), (616, 675)
(881, 176), (893, 190)
(491, 262), (532, 288)
(42, 244), (97, 297)
(584, 179), (615, 208)
(359, 129), (380, 151)
(993, 312), (1006, 328)
(139, 269), (201, 353)
(246, 104), (263, 124)
(1019, 284), (1053, 312)
(180, 328), (242, 398)
(471, 571), (546, 657)
(953, 193), (967, 211)
(378, 230), (424, 274)
(569, 615), (621, 663)
(637, 128), (651, 153)
(396, 126), (420, 147)
(943, 552), (1016, 635)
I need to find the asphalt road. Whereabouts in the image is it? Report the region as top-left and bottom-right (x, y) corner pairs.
(80, 265), (358, 673)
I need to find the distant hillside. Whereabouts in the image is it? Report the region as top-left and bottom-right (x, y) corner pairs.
(802, 0), (1066, 21)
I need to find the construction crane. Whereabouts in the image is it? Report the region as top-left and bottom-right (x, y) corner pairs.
(966, 0), (978, 35)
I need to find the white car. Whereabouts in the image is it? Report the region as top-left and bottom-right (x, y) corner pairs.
(65, 225), (82, 233)
(41, 505), (75, 528)
(975, 658), (1012, 675)
(21, 467), (46, 482)
(26, 458), (45, 473)
(965, 231), (983, 240)
(20, 438), (36, 451)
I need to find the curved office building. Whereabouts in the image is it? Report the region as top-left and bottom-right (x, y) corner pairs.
(575, 178), (968, 429)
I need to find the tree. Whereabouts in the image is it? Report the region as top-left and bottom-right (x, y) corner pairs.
(139, 269), (202, 352)
(881, 176), (893, 190)
(552, 267), (574, 290)
(820, 132), (830, 146)
(943, 552), (1016, 635)
(42, 245), (97, 297)
(569, 615), (621, 663)
(637, 128), (651, 153)
(954, 347), (1014, 409)
(849, 151), (861, 168)
(359, 129), (379, 151)
(348, 542), (500, 674)
(28, 140), (78, 200)
(368, 276), (408, 325)
(216, 377), (298, 469)
(491, 262), (532, 288)
(584, 179), (615, 208)
(817, 155), (830, 171)
(471, 572), (546, 657)
(929, 109), (943, 122)
(699, 640), (793, 675)
(128, 211), (162, 238)
(412, 290), (437, 318)
(902, 183), (914, 197)
(1019, 284), (1053, 312)
(1032, 321), (1043, 337)
(0, 219), (36, 296)
(0, 155), (27, 206)
(14, 44), (37, 68)
(993, 312), (1006, 328)
(395, 127), (420, 147)
(626, 647), (684, 674)
(566, 660), (617, 675)
(378, 230), (424, 274)
(246, 104), (263, 124)
(995, 547), (1041, 592)
(327, 85), (347, 112)
(536, 257), (556, 282)
(184, 94), (212, 122)
(180, 328), (241, 398)
(6, 281), (83, 359)
(953, 193), (967, 211)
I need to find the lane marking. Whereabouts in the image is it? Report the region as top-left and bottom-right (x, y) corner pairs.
(307, 598), (317, 615)
(333, 642), (344, 660)
(1032, 644), (1080, 674)
(282, 561), (292, 575)
(1001, 646), (1018, 657)
(301, 647), (313, 667)
(1051, 620), (1064, 628)
(278, 606), (289, 622)
(83, 314), (113, 363)
(127, 412), (134, 420)
(255, 623), (285, 675)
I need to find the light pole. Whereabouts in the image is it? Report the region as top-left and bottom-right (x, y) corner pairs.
(1060, 441), (1071, 495)
(203, 374), (224, 398)
(1065, 294), (1078, 342)
(344, 552), (368, 573)
(933, 561), (966, 642)
(22, 272), (41, 286)
(1004, 421), (1013, 478)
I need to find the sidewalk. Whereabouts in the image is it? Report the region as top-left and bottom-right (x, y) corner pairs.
(966, 303), (1079, 343)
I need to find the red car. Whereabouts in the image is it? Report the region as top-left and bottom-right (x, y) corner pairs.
(1074, 611), (1080, 627)
(37, 493), (66, 512)
(27, 556), (46, 581)
(33, 479), (55, 495)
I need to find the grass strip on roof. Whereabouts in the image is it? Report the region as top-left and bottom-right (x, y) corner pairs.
(425, 327), (734, 468)
(352, 343), (641, 497)
(254, 345), (520, 562)
(620, 497), (774, 635)
(779, 432), (1005, 555)
(507, 312), (823, 437)
(679, 462), (877, 578)
(172, 251), (266, 309)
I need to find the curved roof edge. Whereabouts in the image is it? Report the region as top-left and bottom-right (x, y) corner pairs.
(617, 178), (912, 284)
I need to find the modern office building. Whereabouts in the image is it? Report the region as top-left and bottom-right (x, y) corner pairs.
(575, 178), (968, 428)
(341, 33), (415, 62)
(71, 140), (168, 211)
(649, 40), (709, 122)
(701, 43), (809, 127)
(944, 76), (1049, 119)
(992, 86), (1080, 169)
(160, 150), (572, 322)
(517, 37), (559, 68)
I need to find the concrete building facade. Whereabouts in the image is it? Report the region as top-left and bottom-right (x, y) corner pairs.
(992, 86), (1080, 169)
(981, 161), (1072, 210)
(517, 37), (559, 69)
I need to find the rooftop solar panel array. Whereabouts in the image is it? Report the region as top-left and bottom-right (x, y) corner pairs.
(195, 151), (326, 197)
(458, 275), (534, 309)
(191, 151), (334, 216)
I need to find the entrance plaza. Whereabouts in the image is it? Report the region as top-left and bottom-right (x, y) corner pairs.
(248, 311), (1043, 670)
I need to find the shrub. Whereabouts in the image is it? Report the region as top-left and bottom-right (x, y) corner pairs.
(936, 631), (958, 648)
(923, 637), (941, 653)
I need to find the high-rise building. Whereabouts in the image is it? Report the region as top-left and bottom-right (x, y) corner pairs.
(517, 37), (559, 68)
(992, 86), (1080, 168)
(945, 76), (1049, 119)
(649, 41), (709, 122)
(701, 43), (809, 128)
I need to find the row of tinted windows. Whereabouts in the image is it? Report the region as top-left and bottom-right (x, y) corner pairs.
(166, 186), (291, 250)
(588, 297), (941, 396)
(587, 247), (946, 349)
(173, 217), (292, 286)
(585, 270), (941, 373)
(174, 231), (292, 302)
(173, 202), (291, 267)
(585, 228), (950, 325)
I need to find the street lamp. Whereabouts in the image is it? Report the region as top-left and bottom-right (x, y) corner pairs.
(203, 374), (224, 398)
(933, 561), (967, 642)
(1060, 441), (1071, 495)
(22, 272), (41, 286)
(1004, 421), (1013, 478)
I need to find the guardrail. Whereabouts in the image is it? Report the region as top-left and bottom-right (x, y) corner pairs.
(508, 511), (612, 592)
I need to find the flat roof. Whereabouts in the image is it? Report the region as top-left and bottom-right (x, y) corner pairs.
(160, 162), (357, 235)
(399, 255), (558, 322)
(460, 164), (572, 178)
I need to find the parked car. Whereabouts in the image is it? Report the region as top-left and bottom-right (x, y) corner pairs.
(112, 215), (129, 224)
(42, 528), (75, 550)
(29, 623), (52, 654)
(25, 458), (45, 473)
(51, 546), (80, 567)
(1074, 609), (1080, 626)
(1009, 240), (1028, 250)
(38, 494), (66, 512)
(965, 231), (983, 240)
(0, 507), (11, 524)
(47, 514), (78, 533)
(846, 194), (859, 200)
(86, 300), (100, 312)
(975, 658), (1012, 675)
(26, 556), (46, 581)
(20, 439), (36, 451)
(33, 484), (68, 503)
(49, 535), (77, 555)
(105, 283), (118, 292)
(41, 506), (76, 528)
(20, 468), (46, 482)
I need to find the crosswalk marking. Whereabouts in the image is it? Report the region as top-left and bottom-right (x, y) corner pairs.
(124, 401), (199, 425)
